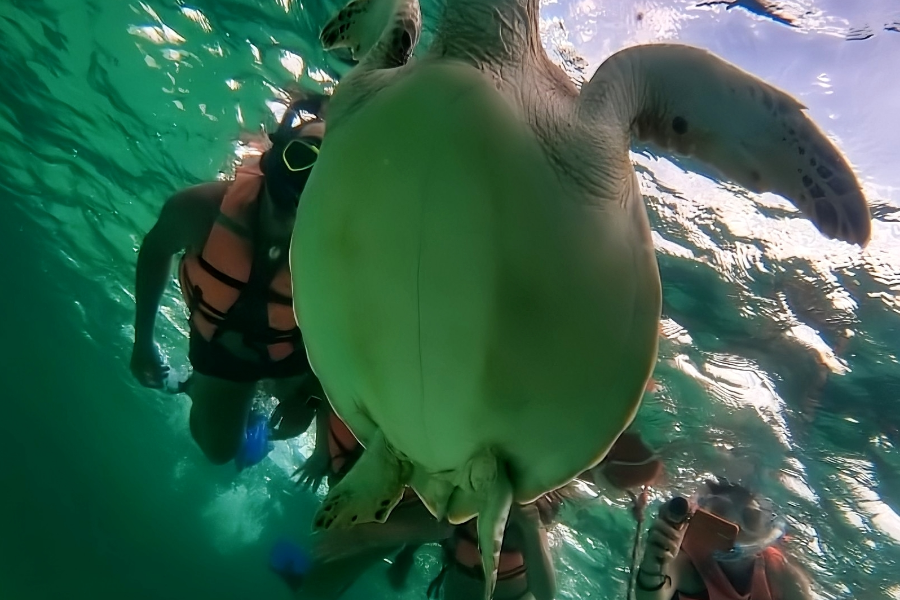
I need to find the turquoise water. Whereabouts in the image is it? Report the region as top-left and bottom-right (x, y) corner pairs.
(1, 0), (899, 598)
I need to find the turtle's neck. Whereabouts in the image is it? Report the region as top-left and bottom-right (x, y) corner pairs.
(429, 0), (541, 67)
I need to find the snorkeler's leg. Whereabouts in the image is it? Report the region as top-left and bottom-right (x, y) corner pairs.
(267, 371), (326, 441)
(299, 545), (399, 600)
(186, 372), (256, 464)
(301, 501), (451, 598)
(312, 498), (452, 563)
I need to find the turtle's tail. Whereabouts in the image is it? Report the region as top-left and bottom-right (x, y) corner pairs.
(475, 460), (513, 600)
(426, 449), (514, 599)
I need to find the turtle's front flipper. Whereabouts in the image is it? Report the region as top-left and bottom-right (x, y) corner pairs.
(313, 428), (409, 530)
(321, 0), (422, 69)
(579, 43), (871, 246)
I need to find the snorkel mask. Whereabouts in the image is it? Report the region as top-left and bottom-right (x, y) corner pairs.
(260, 99), (323, 211)
(694, 478), (787, 563)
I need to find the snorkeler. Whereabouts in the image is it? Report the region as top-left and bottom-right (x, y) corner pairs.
(272, 406), (444, 598)
(271, 492), (563, 600)
(399, 432), (659, 600)
(130, 95), (328, 467)
(272, 406), (565, 599)
(281, 412), (662, 598)
(270, 496), (449, 599)
(416, 493), (560, 600)
(636, 478), (813, 600)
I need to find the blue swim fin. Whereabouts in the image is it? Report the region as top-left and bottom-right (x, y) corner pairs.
(269, 538), (312, 592)
(234, 411), (274, 472)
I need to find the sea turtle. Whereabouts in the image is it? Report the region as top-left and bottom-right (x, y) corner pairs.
(290, 0), (871, 596)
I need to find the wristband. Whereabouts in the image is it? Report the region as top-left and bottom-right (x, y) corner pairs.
(636, 567), (671, 592)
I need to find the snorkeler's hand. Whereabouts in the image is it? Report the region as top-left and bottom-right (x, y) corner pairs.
(284, 86), (331, 119)
(641, 512), (687, 573)
(130, 341), (169, 388)
(293, 450), (330, 493)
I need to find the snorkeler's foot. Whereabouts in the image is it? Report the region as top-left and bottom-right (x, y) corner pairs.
(234, 411), (274, 472)
(269, 538), (312, 592)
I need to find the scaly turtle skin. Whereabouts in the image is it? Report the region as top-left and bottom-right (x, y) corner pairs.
(291, 0), (871, 596)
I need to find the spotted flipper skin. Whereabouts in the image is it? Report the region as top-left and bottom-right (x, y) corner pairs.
(320, 0), (371, 56)
(312, 429), (408, 530)
(321, 0), (421, 68)
(581, 43), (871, 246)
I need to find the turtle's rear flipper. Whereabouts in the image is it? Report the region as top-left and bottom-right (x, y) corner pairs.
(313, 428), (408, 530)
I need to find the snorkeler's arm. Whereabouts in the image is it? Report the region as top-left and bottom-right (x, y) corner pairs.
(512, 503), (557, 600)
(312, 502), (453, 563)
(634, 552), (692, 600)
(635, 515), (690, 600)
(133, 181), (227, 347)
(357, 503), (454, 548)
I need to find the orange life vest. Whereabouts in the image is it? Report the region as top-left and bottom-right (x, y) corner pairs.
(680, 544), (785, 600)
(328, 412), (361, 475)
(178, 157), (299, 362)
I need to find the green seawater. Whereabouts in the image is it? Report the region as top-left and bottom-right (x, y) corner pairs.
(1, 1), (899, 599)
